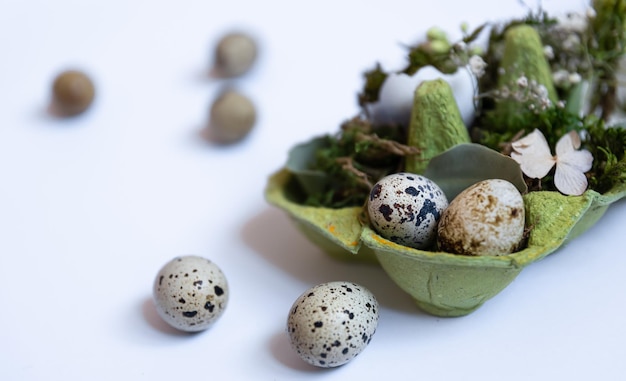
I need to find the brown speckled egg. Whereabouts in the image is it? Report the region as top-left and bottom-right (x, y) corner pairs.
(437, 179), (525, 256)
(367, 173), (448, 249)
(153, 255), (229, 332)
(286, 281), (379, 368)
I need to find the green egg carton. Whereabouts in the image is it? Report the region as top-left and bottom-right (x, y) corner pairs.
(266, 167), (625, 316)
(266, 16), (626, 316)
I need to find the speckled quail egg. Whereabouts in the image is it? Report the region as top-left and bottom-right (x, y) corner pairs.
(437, 179), (525, 256)
(287, 281), (379, 368)
(367, 172), (448, 249)
(153, 255), (229, 332)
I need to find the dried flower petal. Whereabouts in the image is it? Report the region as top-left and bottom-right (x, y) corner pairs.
(554, 131), (593, 195)
(510, 129), (555, 178)
(469, 55), (487, 78)
(510, 129), (593, 196)
(554, 160), (592, 196)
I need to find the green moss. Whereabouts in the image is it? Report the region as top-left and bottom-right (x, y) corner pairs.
(585, 117), (626, 193)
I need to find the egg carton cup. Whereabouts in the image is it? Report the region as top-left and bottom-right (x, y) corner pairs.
(266, 167), (626, 317)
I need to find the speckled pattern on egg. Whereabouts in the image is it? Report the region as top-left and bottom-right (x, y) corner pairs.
(437, 179), (525, 256)
(367, 172), (448, 249)
(153, 255), (229, 332)
(286, 281), (379, 368)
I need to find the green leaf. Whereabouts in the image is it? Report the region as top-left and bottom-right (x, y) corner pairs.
(462, 22), (488, 44)
(423, 143), (527, 200)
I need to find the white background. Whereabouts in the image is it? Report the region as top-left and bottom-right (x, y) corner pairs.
(1, 0), (625, 380)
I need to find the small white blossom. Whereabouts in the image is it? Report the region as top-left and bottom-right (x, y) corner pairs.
(586, 7), (596, 19)
(568, 72), (582, 84)
(533, 83), (549, 100)
(563, 34), (581, 51)
(552, 69), (582, 88)
(539, 96), (552, 110)
(511, 129), (593, 196)
(543, 45), (555, 60)
(553, 69), (570, 86)
(494, 77), (554, 114)
(497, 86), (510, 98)
(469, 55), (487, 78)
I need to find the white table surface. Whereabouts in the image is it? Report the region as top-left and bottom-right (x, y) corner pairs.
(1, 0), (624, 380)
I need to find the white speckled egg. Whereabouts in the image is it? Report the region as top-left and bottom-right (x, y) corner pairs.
(367, 172), (448, 249)
(153, 255), (229, 332)
(287, 281), (379, 368)
(437, 179), (525, 256)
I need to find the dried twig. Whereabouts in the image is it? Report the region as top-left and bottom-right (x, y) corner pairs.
(355, 132), (421, 156)
(499, 129), (526, 155)
(336, 157), (374, 190)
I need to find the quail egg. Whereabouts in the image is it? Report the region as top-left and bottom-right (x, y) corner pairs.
(437, 179), (525, 256)
(51, 69), (95, 116)
(367, 172), (448, 249)
(153, 255), (229, 332)
(287, 281), (379, 368)
(213, 32), (258, 78)
(208, 89), (257, 144)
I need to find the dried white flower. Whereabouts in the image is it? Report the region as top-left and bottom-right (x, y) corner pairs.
(543, 45), (555, 60)
(562, 34), (581, 51)
(534, 84), (549, 99)
(497, 86), (510, 98)
(552, 69), (582, 88)
(469, 55), (487, 78)
(493, 77), (553, 114)
(568, 72), (582, 84)
(553, 69), (570, 86)
(510, 129), (593, 196)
